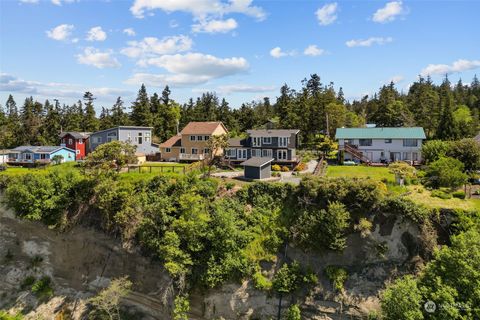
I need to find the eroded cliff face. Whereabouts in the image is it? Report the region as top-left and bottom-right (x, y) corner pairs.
(0, 197), (422, 320)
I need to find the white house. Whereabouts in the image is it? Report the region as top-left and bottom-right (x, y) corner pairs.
(335, 127), (426, 163)
(0, 150), (9, 164)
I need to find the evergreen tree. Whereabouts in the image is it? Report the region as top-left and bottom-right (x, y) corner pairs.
(131, 84), (153, 126)
(42, 99), (62, 144)
(110, 97), (130, 126)
(83, 92), (99, 132)
(436, 77), (458, 140)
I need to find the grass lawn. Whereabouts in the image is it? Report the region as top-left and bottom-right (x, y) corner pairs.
(406, 185), (480, 211)
(326, 165), (395, 183)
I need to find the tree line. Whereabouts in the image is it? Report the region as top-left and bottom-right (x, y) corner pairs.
(1, 74), (479, 149)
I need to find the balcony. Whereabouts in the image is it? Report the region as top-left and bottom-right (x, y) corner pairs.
(179, 153), (205, 161)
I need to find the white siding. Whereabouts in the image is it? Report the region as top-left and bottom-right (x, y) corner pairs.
(339, 138), (423, 162)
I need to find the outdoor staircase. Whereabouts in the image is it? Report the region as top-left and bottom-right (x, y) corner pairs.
(344, 143), (371, 164)
(313, 156), (327, 176)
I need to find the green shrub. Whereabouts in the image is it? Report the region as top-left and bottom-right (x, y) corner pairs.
(424, 157), (468, 190)
(431, 189), (452, 199)
(294, 162), (307, 172)
(272, 164), (281, 171)
(0, 311), (24, 320)
(325, 266), (347, 291)
(272, 261), (316, 294)
(20, 276), (36, 290)
(285, 304), (301, 320)
(31, 276), (53, 299)
(252, 271), (272, 290)
(354, 218), (373, 238)
(452, 190), (466, 199)
(225, 182), (235, 190)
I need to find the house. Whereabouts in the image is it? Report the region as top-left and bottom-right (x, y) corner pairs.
(159, 121), (229, 162)
(59, 132), (90, 160)
(8, 146), (76, 164)
(335, 127), (426, 163)
(225, 129), (300, 166)
(89, 126), (159, 155)
(241, 157), (274, 180)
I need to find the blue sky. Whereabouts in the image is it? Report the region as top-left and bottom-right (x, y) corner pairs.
(1, 0), (479, 111)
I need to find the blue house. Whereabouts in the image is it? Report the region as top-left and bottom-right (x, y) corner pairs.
(8, 146), (76, 164)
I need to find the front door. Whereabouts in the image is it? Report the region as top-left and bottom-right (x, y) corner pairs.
(390, 152), (401, 161)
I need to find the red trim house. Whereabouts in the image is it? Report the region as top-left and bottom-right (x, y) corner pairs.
(59, 132), (90, 160)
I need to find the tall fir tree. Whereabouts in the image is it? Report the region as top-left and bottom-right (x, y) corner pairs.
(131, 84), (153, 126)
(436, 76), (458, 140)
(83, 92), (99, 132)
(110, 97), (130, 126)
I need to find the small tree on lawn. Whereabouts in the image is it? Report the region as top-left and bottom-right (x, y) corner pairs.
(424, 157), (468, 190)
(85, 141), (137, 173)
(204, 134), (229, 177)
(89, 276), (132, 320)
(389, 161), (416, 185)
(51, 154), (63, 165)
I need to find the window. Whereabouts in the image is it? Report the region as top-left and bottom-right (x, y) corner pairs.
(191, 148), (198, 154)
(180, 147), (185, 154)
(197, 135), (203, 141)
(190, 136), (196, 141)
(204, 148), (210, 154)
(237, 149), (247, 159)
(262, 137), (272, 144)
(68, 138), (73, 145)
(165, 148), (171, 153)
(251, 149), (261, 157)
(279, 137), (289, 147)
(95, 137), (102, 143)
(412, 152), (418, 161)
(403, 152), (410, 160)
(127, 133), (131, 141)
(137, 132), (143, 144)
(359, 139), (372, 146)
(24, 153), (32, 160)
(78, 139), (83, 145)
(403, 139), (418, 147)
(252, 137), (261, 147)
(277, 150), (288, 160)
(225, 148), (236, 158)
(40, 153), (48, 159)
(385, 139), (392, 144)
(204, 136), (210, 141)
(145, 132), (151, 142)
(61, 138), (65, 144)
(262, 149), (272, 157)
(75, 150), (80, 155)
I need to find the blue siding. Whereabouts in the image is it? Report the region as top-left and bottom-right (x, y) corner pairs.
(51, 148), (75, 162)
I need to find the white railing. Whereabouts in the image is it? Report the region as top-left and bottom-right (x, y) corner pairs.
(179, 153), (205, 160)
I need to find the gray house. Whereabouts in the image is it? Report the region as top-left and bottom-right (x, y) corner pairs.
(226, 129), (300, 166)
(89, 126), (159, 155)
(241, 157), (274, 180)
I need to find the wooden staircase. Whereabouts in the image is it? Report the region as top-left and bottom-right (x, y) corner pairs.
(344, 143), (371, 164)
(313, 156), (327, 176)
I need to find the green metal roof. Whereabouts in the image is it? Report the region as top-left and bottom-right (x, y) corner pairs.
(335, 127), (426, 139)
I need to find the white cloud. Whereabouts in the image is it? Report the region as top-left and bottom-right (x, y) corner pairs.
(0, 73), (132, 99)
(76, 47), (121, 69)
(270, 47), (296, 58)
(123, 28), (136, 36)
(51, 0), (76, 5)
(121, 35), (193, 59)
(130, 0), (266, 20)
(126, 52), (249, 87)
(388, 75), (404, 84)
(372, 1), (405, 23)
(304, 45), (325, 56)
(86, 26), (107, 42)
(345, 37), (393, 47)
(46, 24), (74, 41)
(420, 59), (480, 76)
(192, 18), (238, 33)
(216, 84), (275, 94)
(316, 3), (338, 26)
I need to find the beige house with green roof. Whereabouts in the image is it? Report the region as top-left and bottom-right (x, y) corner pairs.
(335, 127), (426, 164)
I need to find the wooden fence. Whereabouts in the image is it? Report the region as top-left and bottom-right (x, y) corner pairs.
(127, 165), (188, 174)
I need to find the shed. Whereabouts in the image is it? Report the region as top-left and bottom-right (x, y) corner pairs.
(241, 157), (274, 180)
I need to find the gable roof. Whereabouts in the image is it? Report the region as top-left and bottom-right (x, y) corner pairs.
(59, 132), (91, 139)
(180, 122), (228, 135)
(10, 146), (75, 154)
(241, 157), (274, 167)
(247, 129), (300, 137)
(159, 135), (182, 148)
(335, 127), (426, 139)
(228, 138), (248, 147)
